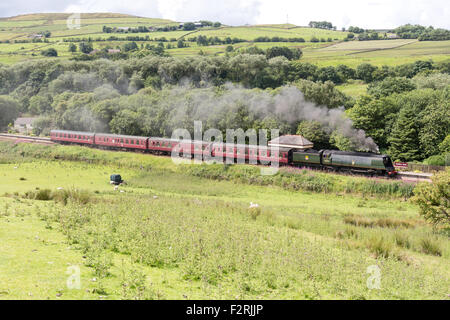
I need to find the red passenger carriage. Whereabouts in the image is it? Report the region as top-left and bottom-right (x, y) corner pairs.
(50, 130), (94, 145)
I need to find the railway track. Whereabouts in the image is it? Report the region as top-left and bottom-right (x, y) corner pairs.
(0, 133), (435, 182)
(0, 133), (54, 145)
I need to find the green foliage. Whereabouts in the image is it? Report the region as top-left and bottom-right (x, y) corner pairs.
(308, 21), (335, 30)
(439, 135), (450, 154)
(356, 63), (377, 83)
(296, 121), (331, 150)
(419, 237), (443, 256)
(367, 77), (416, 98)
(394, 24), (450, 41)
(293, 79), (353, 109)
(412, 170), (450, 227)
(329, 131), (354, 151)
(413, 73), (450, 90)
(423, 154), (448, 166)
(182, 22), (196, 31)
(419, 101), (450, 158)
(348, 95), (399, 149)
(265, 46), (302, 61)
(123, 41), (138, 52)
(68, 43), (77, 53)
(79, 42), (93, 54)
(0, 95), (19, 130)
(388, 105), (421, 161)
(41, 48), (58, 57)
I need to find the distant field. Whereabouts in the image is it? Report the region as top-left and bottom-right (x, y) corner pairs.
(0, 13), (449, 68)
(182, 26), (348, 41)
(302, 40), (450, 67)
(336, 80), (368, 98)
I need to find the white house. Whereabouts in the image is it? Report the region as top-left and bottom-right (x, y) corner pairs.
(14, 117), (37, 134)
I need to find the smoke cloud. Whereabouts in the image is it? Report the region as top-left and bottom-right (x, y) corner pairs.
(162, 83), (379, 152)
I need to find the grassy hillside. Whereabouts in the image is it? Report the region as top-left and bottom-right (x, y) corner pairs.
(1, 12), (448, 66)
(302, 39), (450, 67)
(0, 142), (448, 299)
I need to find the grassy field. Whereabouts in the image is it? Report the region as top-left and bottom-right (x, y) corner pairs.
(1, 12), (448, 67)
(302, 40), (450, 67)
(337, 80), (368, 98)
(0, 142), (448, 300)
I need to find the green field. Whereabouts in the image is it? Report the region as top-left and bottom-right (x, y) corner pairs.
(337, 80), (369, 98)
(0, 142), (448, 300)
(302, 39), (450, 67)
(1, 12), (448, 67)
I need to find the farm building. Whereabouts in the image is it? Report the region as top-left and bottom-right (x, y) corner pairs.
(269, 135), (314, 150)
(14, 117), (38, 134)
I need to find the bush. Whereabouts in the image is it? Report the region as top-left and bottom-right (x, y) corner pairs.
(41, 48), (58, 57)
(367, 235), (393, 259)
(420, 237), (442, 256)
(412, 170), (450, 227)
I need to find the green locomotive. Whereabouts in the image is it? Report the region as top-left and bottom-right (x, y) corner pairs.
(291, 149), (396, 176)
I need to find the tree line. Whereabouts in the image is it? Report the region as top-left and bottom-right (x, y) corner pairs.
(0, 54), (448, 164)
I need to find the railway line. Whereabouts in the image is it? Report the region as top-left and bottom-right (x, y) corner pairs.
(0, 133), (435, 182)
(0, 133), (54, 145)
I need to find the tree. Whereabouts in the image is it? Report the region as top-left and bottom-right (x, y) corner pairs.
(288, 62), (318, 81)
(79, 42), (93, 54)
(41, 48), (58, 57)
(183, 22), (196, 31)
(419, 101), (450, 158)
(308, 21), (334, 30)
(296, 121), (331, 149)
(412, 171), (450, 228)
(266, 46), (302, 61)
(110, 109), (144, 136)
(329, 131), (355, 151)
(0, 96), (19, 130)
(388, 106), (421, 161)
(177, 40), (185, 48)
(213, 22), (222, 28)
(336, 65), (356, 81)
(68, 43), (77, 53)
(29, 95), (52, 115)
(439, 135), (450, 154)
(367, 77), (416, 98)
(123, 41), (138, 52)
(317, 66), (342, 84)
(356, 63), (377, 83)
(294, 79), (354, 109)
(348, 95), (399, 149)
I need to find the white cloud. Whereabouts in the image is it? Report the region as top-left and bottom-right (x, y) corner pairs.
(1, 0), (449, 29)
(254, 0), (450, 29)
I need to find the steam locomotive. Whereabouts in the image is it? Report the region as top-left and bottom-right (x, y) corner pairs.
(50, 130), (397, 177)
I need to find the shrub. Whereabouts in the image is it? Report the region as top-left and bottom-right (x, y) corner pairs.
(367, 235), (393, 259)
(420, 237), (442, 256)
(394, 232), (411, 249)
(412, 170), (450, 227)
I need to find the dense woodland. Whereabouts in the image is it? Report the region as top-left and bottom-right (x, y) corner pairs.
(0, 52), (449, 164)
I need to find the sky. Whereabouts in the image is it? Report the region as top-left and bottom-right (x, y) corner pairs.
(1, 0), (449, 29)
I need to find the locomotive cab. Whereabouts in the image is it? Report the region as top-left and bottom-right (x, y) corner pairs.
(383, 156), (396, 176)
